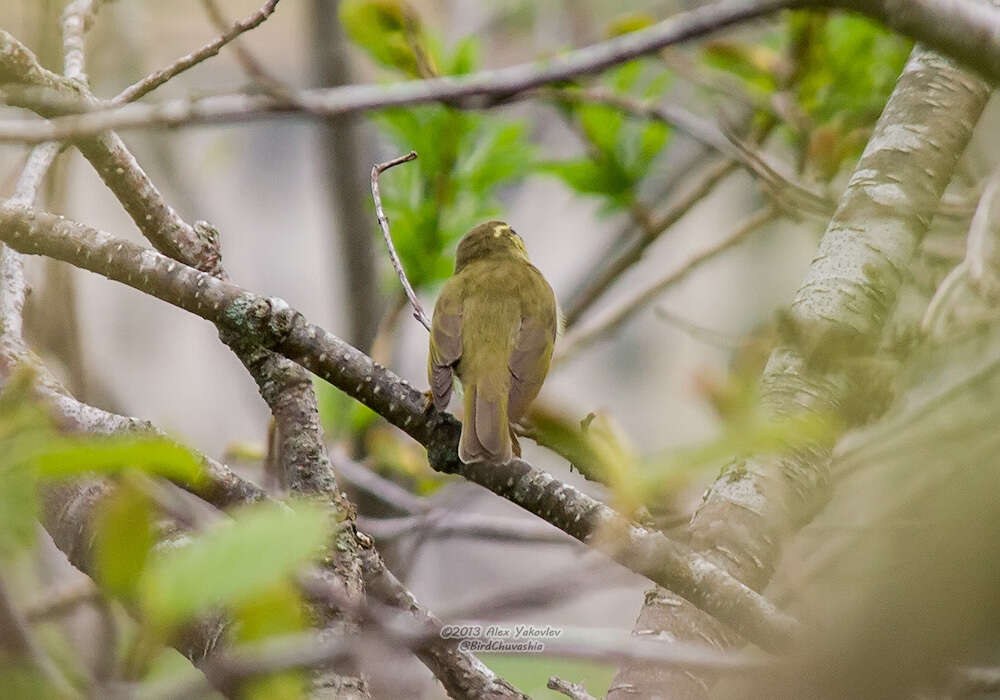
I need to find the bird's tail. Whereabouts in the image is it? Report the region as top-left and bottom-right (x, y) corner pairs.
(459, 381), (512, 464)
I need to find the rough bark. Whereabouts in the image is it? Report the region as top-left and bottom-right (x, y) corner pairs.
(609, 43), (992, 700)
(0, 202), (798, 653)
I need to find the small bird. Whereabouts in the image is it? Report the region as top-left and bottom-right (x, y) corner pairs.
(429, 221), (558, 464)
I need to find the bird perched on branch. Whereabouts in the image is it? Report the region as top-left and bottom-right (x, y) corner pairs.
(429, 221), (558, 464)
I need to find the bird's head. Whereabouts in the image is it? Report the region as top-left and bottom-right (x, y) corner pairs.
(454, 221), (529, 271)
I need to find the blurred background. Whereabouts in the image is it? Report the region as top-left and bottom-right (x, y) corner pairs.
(4, 1), (1000, 697)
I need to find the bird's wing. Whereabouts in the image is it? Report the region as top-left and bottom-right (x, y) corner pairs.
(428, 281), (463, 411)
(508, 278), (557, 421)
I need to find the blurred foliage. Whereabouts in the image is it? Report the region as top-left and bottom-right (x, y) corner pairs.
(0, 369), (202, 561)
(790, 12), (911, 127)
(0, 370), (331, 698)
(542, 59), (672, 213)
(528, 394), (838, 516)
(363, 424), (447, 495)
(340, 0), (430, 78)
(327, 0), (535, 485)
(138, 501), (328, 628)
(231, 583), (309, 699)
(704, 10), (911, 178)
(341, 0), (535, 291)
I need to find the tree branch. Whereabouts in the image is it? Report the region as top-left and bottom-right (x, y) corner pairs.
(359, 512), (573, 545)
(2, 0), (1000, 143)
(0, 203), (799, 653)
(61, 0), (105, 82)
(548, 676), (598, 700)
(371, 150), (430, 331)
(111, 0), (281, 105)
(608, 39), (993, 700)
(557, 206), (777, 363)
(561, 157), (738, 328)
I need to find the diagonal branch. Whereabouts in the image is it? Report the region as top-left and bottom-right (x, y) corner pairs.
(111, 0), (281, 105)
(608, 38), (994, 700)
(557, 206), (777, 363)
(2, 1), (1000, 143)
(0, 203), (799, 653)
(561, 157), (738, 328)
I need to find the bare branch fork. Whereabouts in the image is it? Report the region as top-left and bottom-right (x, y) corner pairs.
(111, 0), (281, 105)
(371, 150), (431, 331)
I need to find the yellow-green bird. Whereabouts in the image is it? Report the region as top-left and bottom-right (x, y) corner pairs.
(429, 221), (558, 464)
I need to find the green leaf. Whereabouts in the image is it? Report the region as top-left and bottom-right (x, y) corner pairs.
(578, 103), (625, 155)
(315, 380), (379, 439)
(443, 36), (479, 75)
(94, 484), (155, 599)
(0, 460), (37, 560)
(339, 0), (426, 77)
(139, 501), (332, 626)
(540, 158), (632, 203)
(236, 584), (308, 700)
(702, 40), (780, 91)
(31, 436), (203, 485)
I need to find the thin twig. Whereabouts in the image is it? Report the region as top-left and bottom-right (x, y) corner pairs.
(562, 156), (737, 327)
(61, 0), (105, 82)
(9, 143), (62, 207)
(654, 306), (747, 349)
(548, 676), (599, 700)
(0, 575), (76, 695)
(24, 581), (101, 623)
(921, 164), (1000, 338)
(371, 150), (430, 331)
(557, 206), (777, 363)
(3, 143), (62, 341)
(111, 0), (281, 104)
(199, 0), (300, 106)
(359, 511), (572, 545)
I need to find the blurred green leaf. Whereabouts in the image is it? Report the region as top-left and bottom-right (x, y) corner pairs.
(95, 483), (155, 599)
(339, 0), (428, 77)
(0, 459), (37, 560)
(315, 379), (379, 440)
(371, 80), (534, 291)
(482, 654), (613, 699)
(0, 667), (61, 700)
(638, 410), (840, 498)
(31, 436), (203, 485)
(793, 12), (910, 127)
(139, 501), (331, 626)
(540, 158), (631, 202)
(702, 40), (781, 91)
(236, 584), (308, 700)
(604, 12), (655, 39)
(542, 60), (672, 212)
